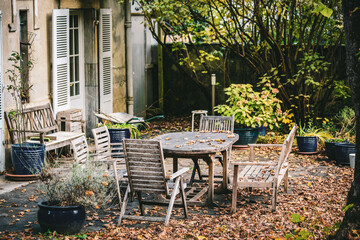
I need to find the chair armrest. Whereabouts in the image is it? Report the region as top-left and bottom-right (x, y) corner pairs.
(233, 162), (277, 166)
(169, 167), (189, 181)
(249, 144), (283, 161)
(248, 144), (283, 148)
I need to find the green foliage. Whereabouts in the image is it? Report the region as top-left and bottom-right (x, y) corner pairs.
(6, 51), (34, 144)
(342, 203), (354, 212)
(136, 0), (345, 122)
(297, 122), (332, 145)
(214, 83), (285, 129)
(291, 213), (305, 223)
(101, 123), (140, 139)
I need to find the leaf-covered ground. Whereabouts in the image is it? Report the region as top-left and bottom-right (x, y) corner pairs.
(0, 117), (355, 239)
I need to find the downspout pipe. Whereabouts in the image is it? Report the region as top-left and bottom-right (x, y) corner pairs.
(125, 0), (134, 115)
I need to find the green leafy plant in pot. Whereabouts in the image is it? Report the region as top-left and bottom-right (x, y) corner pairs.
(5, 51), (45, 175)
(214, 83), (285, 146)
(38, 161), (117, 235)
(296, 123), (332, 154)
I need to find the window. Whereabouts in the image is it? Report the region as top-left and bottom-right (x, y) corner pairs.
(69, 14), (80, 97)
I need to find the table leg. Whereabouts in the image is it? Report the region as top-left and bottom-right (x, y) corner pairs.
(222, 149), (229, 190)
(207, 154), (215, 204)
(173, 157), (178, 173)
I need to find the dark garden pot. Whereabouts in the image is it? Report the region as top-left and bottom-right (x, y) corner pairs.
(296, 136), (317, 153)
(38, 201), (86, 235)
(258, 126), (266, 136)
(334, 143), (356, 165)
(325, 140), (348, 160)
(11, 143), (45, 175)
(233, 128), (259, 146)
(108, 128), (131, 157)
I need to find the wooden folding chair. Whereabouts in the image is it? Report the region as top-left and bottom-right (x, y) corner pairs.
(231, 124), (296, 212)
(70, 136), (125, 207)
(190, 115), (234, 185)
(118, 139), (189, 226)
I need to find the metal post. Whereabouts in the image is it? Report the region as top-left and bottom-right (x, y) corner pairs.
(211, 74), (216, 115)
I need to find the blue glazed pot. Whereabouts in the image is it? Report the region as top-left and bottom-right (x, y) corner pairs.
(233, 128), (259, 146)
(334, 143), (356, 165)
(296, 136), (317, 153)
(108, 128), (131, 157)
(11, 143), (45, 175)
(38, 201), (86, 235)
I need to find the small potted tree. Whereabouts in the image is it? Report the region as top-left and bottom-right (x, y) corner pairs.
(214, 82), (285, 146)
(38, 161), (117, 235)
(5, 51), (45, 176)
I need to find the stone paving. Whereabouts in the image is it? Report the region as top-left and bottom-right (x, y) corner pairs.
(0, 146), (344, 236)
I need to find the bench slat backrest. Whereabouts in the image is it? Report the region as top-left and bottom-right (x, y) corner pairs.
(275, 124), (297, 176)
(199, 115), (234, 133)
(4, 103), (58, 144)
(123, 139), (169, 195)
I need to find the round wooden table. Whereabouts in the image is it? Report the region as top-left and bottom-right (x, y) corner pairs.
(153, 131), (239, 205)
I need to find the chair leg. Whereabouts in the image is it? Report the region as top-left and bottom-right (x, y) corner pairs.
(118, 185), (130, 226)
(231, 165), (239, 213)
(112, 161), (122, 208)
(190, 158), (202, 185)
(284, 170), (289, 193)
(179, 176), (188, 218)
(137, 192), (144, 216)
(271, 185), (277, 212)
(165, 177), (180, 226)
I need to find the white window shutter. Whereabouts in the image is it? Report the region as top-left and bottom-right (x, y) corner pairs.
(99, 9), (113, 114)
(52, 9), (70, 114)
(0, 11), (5, 170)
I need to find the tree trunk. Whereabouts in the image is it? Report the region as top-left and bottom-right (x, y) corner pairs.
(332, 0), (360, 239)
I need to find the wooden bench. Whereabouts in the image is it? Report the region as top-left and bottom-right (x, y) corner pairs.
(5, 103), (85, 151)
(231, 124), (296, 212)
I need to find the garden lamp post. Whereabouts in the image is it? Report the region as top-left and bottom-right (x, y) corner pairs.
(211, 74), (216, 115)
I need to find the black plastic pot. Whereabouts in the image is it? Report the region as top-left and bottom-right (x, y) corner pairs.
(325, 140), (348, 160)
(38, 201), (86, 235)
(296, 136), (317, 153)
(233, 128), (259, 146)
(108, 128), (131, 157)
(334, 143), (356, 165)
(11, 143), (45, 175)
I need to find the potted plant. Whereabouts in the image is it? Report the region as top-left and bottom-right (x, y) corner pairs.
(38, 161), (116, 235)
(214, 83), (285, 146)
(5, 51), (45, 176)
(296, 123), (331, 154)
(325, 106), (356, 164)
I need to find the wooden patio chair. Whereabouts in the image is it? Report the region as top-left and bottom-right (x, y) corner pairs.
(70, 135), (125, 207)
(92, 126), (124, 161)
(190, 115), (234, 185)
(231, 124), (296, 212)
(118, 139), (189, 226)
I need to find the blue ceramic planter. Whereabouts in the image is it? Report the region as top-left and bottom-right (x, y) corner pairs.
(11, 143), (45, 175)
(108, 128), (131, 157)
(38, 201), (86, 234)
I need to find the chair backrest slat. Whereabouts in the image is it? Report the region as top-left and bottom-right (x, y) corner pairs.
(199, 115), (234, 133)
(92, 126), (112, 161)
(71, 135), (89, 163)
(123, 139), (168, 195)
(275, 124), (297, 175)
